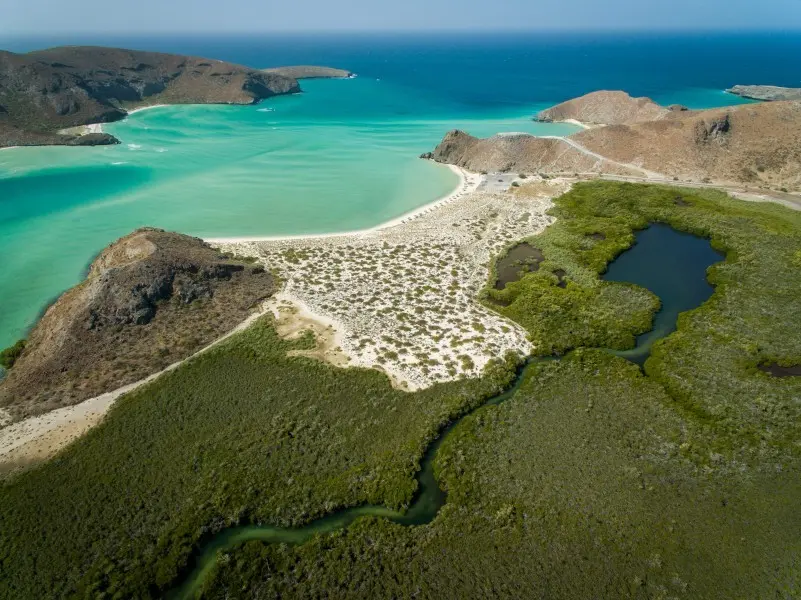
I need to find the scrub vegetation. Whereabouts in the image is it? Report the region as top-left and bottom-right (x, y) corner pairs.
(203, 351), (801, 600)
(488, 181), (801, 458)
(0, 339), (25, 369)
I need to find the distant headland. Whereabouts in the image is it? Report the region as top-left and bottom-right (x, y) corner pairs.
(0, 46), (351, 149)
(726, 85), (801, 102)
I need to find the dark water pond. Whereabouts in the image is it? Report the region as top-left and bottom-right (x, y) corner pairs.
(494, 242), (544, 290)
(759, 363), (801, 377)
(603, 223), (722, 365)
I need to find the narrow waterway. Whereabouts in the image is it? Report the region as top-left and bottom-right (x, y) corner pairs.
(168, 224), (722, 599)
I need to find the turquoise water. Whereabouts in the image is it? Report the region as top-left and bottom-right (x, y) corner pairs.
(1, 31), (798, 349)
(0, 79), (578, 349)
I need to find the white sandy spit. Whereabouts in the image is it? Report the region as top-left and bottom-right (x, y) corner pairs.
(214, 172), (571, 391)
(208, 165), (480, 244)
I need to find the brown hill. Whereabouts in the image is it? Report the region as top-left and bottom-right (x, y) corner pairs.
(0, 228), (275, 420)
(535, 90), (671, 126)
(429, 99), (801, 191)
(574, 100), (801, 188)
(0, 46), (300, 148)
(426, 130), (640, 176)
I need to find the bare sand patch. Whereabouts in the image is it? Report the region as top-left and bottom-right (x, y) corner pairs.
(215, 173), (569, 390)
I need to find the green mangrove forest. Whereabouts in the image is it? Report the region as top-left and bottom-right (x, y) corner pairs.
(1, 181), (800, 599)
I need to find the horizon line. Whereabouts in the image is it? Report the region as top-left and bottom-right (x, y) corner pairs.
(3, 27), (801, 38)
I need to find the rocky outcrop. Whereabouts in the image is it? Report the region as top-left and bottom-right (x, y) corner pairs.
(426, 130), (641, 176)
(0, 228), (275, 420)
(0, 122), (120, 147)
(694, 113), (731, 145)
(263, 65), (354, 79)
(0, 46), (301, 148)
(535, 91), (671, 126)
(429, 100), (801, 190)
(727, 85), (801, 102)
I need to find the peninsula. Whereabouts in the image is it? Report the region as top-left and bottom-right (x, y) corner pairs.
(0, 46), (302, 148)
(432, 91), (801, 192)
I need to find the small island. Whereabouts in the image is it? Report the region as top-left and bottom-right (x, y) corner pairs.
(727, 85), (801, 102)
(262, 65), (355, 79)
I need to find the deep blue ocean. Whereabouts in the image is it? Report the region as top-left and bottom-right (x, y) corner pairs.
(1, 31), (800, 349)
(5, 31), (801, 109)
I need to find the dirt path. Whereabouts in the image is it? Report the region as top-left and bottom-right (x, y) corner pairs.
(543, 135), (669, 180)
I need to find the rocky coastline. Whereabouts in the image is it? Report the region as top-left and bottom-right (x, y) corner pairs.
(0, 46), (302, 148)
(727, 85), (801, 102)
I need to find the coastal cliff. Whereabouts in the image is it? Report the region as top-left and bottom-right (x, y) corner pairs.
(535, 90), (671, 126)
(0, 228), (275, 420)
(263, 65), (354, 79)
(0, 46), (301, 148)
(727, 85), (801, 102)
(430, 98), (801, 191)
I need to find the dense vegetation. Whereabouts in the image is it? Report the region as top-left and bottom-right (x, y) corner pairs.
(0, 319), (517, 599)
(0, 339), (25, 370)
(200, 182), (801, 598)
(2, 181), (800, 599)
(489, 181), (801, 458)
(204, 351), (801, 599)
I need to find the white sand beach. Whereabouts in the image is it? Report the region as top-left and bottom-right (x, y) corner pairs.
(207, 164), (480, 244)
(0, 168), (570, 474)
(213, 173), (570, 390)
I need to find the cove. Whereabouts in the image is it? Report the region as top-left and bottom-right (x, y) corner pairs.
(167, 224), (721, 599)
(602, 223), (722, 365)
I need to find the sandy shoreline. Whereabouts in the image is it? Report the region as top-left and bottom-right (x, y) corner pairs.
(206, 164), (480, 244)
(43, 104), (170, 139)
(0, 168), (566, 473)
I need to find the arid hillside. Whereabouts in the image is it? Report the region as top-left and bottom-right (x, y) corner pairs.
(425, 130), (640, 176)
(574, 100), (801, 189)
(0, 229), (275, 420)
(0, 46), (300, 147)
(430, 95), (801, 191)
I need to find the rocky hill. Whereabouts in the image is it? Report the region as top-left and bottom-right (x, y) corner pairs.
(429, 96), (801, 191)
(573, 100), (801, 188)
(0, 229), (275, 420)
(535, 90), (671, 126)
(727, 85), (801, 102)
(0, 46), (301, 148)
(263, 65), (353, 79)
(424, 130), (639, 176)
